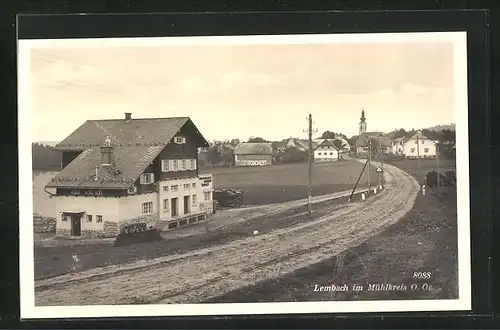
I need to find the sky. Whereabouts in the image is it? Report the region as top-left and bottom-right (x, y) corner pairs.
(23, 35), (458, 143)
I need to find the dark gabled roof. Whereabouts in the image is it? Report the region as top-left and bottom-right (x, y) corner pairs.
(313, 139), (339, 151)
(46, 145), (164, 189)
(47, 116), (209, 189)
(54, 117), (208, 150)
(234, 142), (273, 155)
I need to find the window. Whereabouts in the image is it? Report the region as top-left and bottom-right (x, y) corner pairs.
(61, 214), (68, 222)
(184, 183), (190, 190)
(190, 159), (196, 170)
(422, 140), (425, 144)
(204, 191), (211, 201)
(330, 152), (333, 155)
(163, 185), (168, 192)
(163, 199), (169, 212)
(411, 148), (415, 153)
(142, 202), (153, 215)
(171, 185), (179, 191)
(161, 159), (171, 172)
(192, 194), (197, 206)
(318, 152), (322, 155)
(174, 136), (186, 144)
(192, 183), (197, 188)
(96, 215), (103, 223)
(173, 160), (179, 171)
(424, 148), (429, 153)
(140, 173), (154, 184)
(128, 185), (136, 194)
(87, 215), (93, 222)
(181, 159), (187, 170)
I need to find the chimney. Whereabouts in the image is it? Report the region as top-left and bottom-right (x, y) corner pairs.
(100, 136), (113, 165)
(125, 112), (132, 122)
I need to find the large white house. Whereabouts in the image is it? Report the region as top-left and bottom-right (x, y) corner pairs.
(313, 139), (340, 162)
(402, 131), (437, 159)
(45, 113), (215, 238)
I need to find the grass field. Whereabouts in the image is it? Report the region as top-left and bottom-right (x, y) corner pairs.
(201, 160), (378, 205)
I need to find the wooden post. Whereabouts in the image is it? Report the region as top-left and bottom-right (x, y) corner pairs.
(308, 114), (313, 218)
(367, 139), (371, 193)
(348, 158), (369, 202)
(416, 134), (420, 171)
(436, 142), (441, 187)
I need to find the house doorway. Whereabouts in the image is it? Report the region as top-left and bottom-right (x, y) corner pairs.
(171, 198), (178, 217)
(184, 195), (190, 214)
(70, 213), (82, 237)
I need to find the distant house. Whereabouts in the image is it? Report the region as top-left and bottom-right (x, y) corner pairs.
(313, 139), (339, 162)
(281, 138), (309, 151)
(355, 132), (392, 156)
(45, 113), (214, 238)
(391, 137), (406, 155)
(234, 142), (273, 166)
(402, 131), (437, 159)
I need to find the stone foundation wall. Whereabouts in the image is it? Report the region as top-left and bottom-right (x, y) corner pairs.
(119, 214), (158, 232)
(56, 228), (70, 237)
(33, 214), (56, 233)
(103, 221), (119, 237)
(81, 230), (107, 239)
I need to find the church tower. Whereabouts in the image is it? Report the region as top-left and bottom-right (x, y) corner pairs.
(359, 109), (367, 135)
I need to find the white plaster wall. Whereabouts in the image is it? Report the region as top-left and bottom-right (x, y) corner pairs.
(314, 148), (338, 161)
(119, 192), (158, 221)
(403, 139), (437, 157)
(54, 196), (120, 231)
(158, 177), (207, 220)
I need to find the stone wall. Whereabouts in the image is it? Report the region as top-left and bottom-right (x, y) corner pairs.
(120, 214), (158, 232)
(33, 214), (56, 233)
(56, 228), (70, 237)
(103, 214), (158, 238)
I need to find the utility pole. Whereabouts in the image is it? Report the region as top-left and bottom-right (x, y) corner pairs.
(436, 141), (441, 187)
(367, 139), (371, 192)
(416, 134), (420, 171)
(303, 114), (317, 218)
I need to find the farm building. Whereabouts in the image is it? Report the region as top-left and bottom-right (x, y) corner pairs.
(234, 142), (273, 166)
(355, 132), (392, 156)
(313, 139), (340, 162)
(391, 137), (406, 155)
(45, 113), (215, 238)
(402, 131), (437, 159)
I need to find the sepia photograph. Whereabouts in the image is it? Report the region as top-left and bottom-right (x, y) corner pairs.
(18, 31), (470, 318)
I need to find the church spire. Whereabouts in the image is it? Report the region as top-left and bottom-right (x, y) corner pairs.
(359, 108), (367, 135)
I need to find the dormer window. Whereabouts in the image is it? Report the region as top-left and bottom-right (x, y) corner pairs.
(174, 136), (186, 144)
(128, 185), (137, 194)
(140, 173), (154, 184)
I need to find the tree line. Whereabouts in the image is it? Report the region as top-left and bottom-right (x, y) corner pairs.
(32, 143), (62, 171)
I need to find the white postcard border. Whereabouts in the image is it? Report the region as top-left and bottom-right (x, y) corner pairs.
(19, 31), (471, 319)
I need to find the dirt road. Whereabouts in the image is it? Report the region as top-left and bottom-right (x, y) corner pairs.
(35, 163), (419, 306)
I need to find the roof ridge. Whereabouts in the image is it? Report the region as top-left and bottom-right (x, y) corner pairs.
(89, 116), (190, 122)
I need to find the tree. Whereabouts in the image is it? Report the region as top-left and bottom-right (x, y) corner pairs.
(206, 145), (221, 165)
(320, 131), (336, 139)
(366, 138), (382, 160)
(277, 147), (307, 164)
(332, 139), (344, 151)
(229, 138), (240, 146)
(247, 137), (267, 143)
(347, 135), (358, 147)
